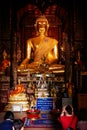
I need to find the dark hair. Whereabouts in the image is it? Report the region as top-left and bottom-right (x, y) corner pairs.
(13, 119), (24, 130)
(4, 111), (14, 120)
(65, 105), (73, 115)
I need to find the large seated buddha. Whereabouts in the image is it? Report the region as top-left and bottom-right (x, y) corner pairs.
(18, 15), (64, 73)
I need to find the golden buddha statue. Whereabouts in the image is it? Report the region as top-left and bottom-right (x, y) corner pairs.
(18, 15), (64, 73)
(4, 79), (29, 111)
(10, 79), (25, 97)
(0, 50), (10, 71)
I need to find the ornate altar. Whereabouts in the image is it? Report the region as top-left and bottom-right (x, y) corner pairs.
(17, 68), (65, 111)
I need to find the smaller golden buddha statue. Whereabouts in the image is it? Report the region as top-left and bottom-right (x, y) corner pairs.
(0, 50), (10, 71)
(30, 95), (36, 109)
(10, 79), (25, 97)
(18, 15), (64, 73)
(5, 79), (29, 111)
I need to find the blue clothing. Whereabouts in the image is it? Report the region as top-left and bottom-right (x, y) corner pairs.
(0, 120), (13, 130)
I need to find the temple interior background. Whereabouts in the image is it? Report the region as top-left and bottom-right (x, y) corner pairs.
(0, 0), (87, 121)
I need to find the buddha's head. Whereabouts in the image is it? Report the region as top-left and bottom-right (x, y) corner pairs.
(34, 15), (49, 36)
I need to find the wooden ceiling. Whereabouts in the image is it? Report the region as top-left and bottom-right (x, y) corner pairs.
(12, 0), (72, 12)
(12, 0), (71, 19)
(13, 0), (71, 33)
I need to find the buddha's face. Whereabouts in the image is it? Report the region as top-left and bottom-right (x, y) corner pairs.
(36, 20), (49, 35)
(35, 16), (49, 36)
(37, 21), (47, 34)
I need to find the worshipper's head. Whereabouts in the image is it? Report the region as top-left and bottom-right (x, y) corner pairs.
(4, 111), (14, 121)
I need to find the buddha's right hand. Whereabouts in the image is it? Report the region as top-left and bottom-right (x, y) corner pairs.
(17, 64), (27, 71)
(18, 64), (24, 69)
(17, 58), (29, 70)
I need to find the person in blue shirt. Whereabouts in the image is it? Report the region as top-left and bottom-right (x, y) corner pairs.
(0, 111), (14, 130)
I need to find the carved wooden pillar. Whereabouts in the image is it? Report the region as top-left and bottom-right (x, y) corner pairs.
(13, 33), (18, 87)
(58, 24), (62, 63)
(63, 32), (71, 82)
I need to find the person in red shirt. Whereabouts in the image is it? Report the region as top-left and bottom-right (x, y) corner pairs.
(58, 105), (78, 130)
